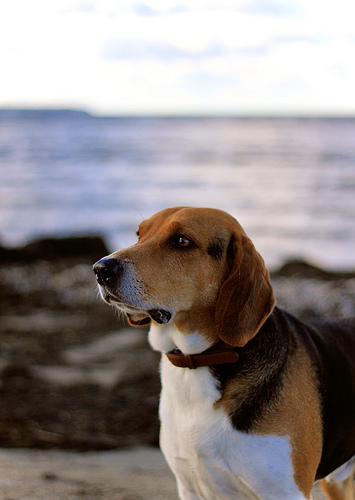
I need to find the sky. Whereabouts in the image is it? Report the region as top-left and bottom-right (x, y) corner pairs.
(1, 0), (355, 116)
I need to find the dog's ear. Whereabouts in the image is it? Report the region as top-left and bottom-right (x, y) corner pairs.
(215, 232), (275, 347)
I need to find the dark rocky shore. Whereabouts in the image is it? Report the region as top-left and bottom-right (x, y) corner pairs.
(0, 236), (354, 451)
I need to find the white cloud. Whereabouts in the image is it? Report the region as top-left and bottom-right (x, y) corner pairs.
(101, 39), (191, 60)
(240, 0), (303, 18)
(0, 0), (354, 114)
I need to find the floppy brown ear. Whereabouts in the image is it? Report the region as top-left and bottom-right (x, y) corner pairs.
(215, 232), (275, 347)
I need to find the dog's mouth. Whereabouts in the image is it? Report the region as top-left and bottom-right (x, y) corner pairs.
(127, 309), (172, 327)
(98, 288), (172, 327)
(126, 314), (151, 327)
(148, 309), (172, 324)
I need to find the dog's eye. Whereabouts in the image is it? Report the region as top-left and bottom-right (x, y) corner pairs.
(168, 234), (195, 250)
(178, 236), (192, 247)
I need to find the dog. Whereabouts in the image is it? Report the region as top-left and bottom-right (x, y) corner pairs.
(93, 206), (355, 500)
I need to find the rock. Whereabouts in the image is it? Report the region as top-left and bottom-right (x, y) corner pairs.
(0, 236), (110, 263)
(273, 259), (355, 281)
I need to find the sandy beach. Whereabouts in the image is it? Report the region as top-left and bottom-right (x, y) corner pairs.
(0, 446), (330, 500)
(0, 447), (178, 500)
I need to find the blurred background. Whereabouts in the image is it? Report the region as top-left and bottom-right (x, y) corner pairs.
(0, 1), (354, 493)
(0, 0), (355, 269)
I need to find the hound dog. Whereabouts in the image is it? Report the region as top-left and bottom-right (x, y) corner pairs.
(93, 207), (355, 500)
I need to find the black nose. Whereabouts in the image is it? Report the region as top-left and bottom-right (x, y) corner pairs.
(93, 258), (123, 286)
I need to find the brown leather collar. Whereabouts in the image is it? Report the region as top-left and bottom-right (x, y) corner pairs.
(166, 340), (239, 369)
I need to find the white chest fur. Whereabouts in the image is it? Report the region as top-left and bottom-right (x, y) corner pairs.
(149, 324), (308, 500)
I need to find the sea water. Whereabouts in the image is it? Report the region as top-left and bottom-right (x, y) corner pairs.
(0, 110), (354, 270)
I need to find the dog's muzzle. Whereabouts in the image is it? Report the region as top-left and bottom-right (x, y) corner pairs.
(93, 257), (172, 325)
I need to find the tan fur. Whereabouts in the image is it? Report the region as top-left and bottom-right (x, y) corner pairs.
(215, 231), (275, 346)
(320, 464), (355, 500)
(113, 206), (275, 345)
(111, 207), (231, 343)
(256, 342), (323, 498)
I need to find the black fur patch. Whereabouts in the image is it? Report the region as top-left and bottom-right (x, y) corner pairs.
(210, 308), (290, 432)
(207, 239), (224, 260)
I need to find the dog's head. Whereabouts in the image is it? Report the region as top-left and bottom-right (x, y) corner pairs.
(94, 207), (275, 347)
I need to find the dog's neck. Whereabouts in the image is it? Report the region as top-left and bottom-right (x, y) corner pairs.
(148, 321), (214, 355)
(148, 322), (239, 369)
